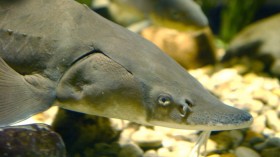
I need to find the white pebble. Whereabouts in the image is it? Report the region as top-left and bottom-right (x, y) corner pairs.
(235, 146), (260, 157)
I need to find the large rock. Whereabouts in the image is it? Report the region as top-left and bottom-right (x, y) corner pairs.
(223, 13), (280, 76)
(52, 108), (120, 157)
(0, 124), (66, 157)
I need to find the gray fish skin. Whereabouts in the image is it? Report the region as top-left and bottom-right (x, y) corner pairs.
(0, 0), (252, 130)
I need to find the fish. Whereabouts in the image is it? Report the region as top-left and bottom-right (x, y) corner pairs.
(0, 0), (252, 130)
(94, 0), (208, 31)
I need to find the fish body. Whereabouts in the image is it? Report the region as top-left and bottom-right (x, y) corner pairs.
(0, 0), (252, 130)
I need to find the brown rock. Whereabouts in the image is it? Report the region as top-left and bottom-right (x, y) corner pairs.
(0, 124), (66, 157)
(224, 13), (280, 76)
(52, 109), (120, 157)
(141, 26), (216, 69)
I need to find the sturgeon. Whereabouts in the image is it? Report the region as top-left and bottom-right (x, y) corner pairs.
(99, 0), (208, 30)
(0, 0), (252, 130)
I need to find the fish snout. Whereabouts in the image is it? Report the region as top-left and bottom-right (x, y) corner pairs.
(187, 102), (253, 130)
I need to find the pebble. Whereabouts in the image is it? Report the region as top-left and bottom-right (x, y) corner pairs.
(276, 133), (280, 138)
(171, 141), (193, 156)
(118, 143), (144, 157)
(119, 127), (138, 144)
(251, 115), (266, 132)
(157, 147), (173, 157)
(263, 78), (280, 90)
(235, 146), (261, 157)
(143, 150), (158, 157)
(207, 139), (218, 152)
(131, 127), (163, 149)
(211, 69), (241, 85)
(263, 128), (275, 136)
(273, 89), (280, 97)
(234, 98), (263, 113)
(154, 126), (198, 142)
(253, 89), (279, 108)
(265, 110), (280, 132)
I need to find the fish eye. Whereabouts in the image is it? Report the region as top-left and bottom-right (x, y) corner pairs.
(157, 94), (172, 106)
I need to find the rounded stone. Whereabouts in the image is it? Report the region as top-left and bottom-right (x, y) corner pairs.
(235, 146), (261, 157)
(206, 139), (218, 152)
(265, 110), (280, 132)
(171, 141), (193, 156)
(263, 78), (280, 90)
(157, 147), (173, 157)
(144, 150), (158, 157)
(211, 69), (241, 85)
(238, 98), (263, 113)
(273, 89), (280, 97)
(251, 115), (266, 133)
(118, 143), (144, 157)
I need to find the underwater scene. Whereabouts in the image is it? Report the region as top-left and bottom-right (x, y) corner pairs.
(0, 0), (280, 157)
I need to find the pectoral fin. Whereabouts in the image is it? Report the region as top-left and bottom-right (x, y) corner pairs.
(0, 58), (55, 127)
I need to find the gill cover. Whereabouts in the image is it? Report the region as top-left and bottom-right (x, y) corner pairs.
(56, 53), (147, 122)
